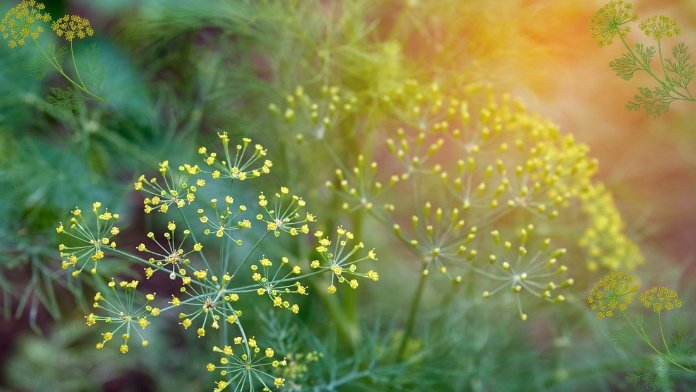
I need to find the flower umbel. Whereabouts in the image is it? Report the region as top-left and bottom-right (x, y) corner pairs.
(640, 15), (681, 41)
(56, 202), (119, 277)
(256, 186), (313, 237)
(639, 286), (683, 313)
(199, 132), (272, 181)
(587, 272), (639, 318)
(311, 226), (379, 293)
(209, 340), (287, 392)
(589, 0), (639, 47)
(0, 0), (51, 48)
(87, 279), (157, 352)
(134, 160), (201, 214)
(51, 14), (94, 42)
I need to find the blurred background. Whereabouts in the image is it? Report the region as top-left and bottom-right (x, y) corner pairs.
(0, 0), (695, 390)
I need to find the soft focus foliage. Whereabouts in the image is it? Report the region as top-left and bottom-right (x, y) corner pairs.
(1, 0), (696, 391)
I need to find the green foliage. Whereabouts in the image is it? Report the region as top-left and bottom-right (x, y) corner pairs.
(0, 0), (694, 391)
(592, 1), (695, 116)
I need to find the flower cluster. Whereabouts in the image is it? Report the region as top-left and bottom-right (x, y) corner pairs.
(198, 132), (272, 181)
(57, 134), (379, 390)
(0, 0), (51, 47)
(56, 202), (119, 277)
(639, 15), (681, 41)
(51, 14), (94, 42)
(639, 286), (682, 313)
(293, 78), (639, 319)
(136, 222), (202, 280)
(86, 279), (157, 353)
(589, 0), (639, 47)
(134, 160), (202, 214)
(197, 196), (251, 244)
(579, 185), (643, 271)
(587, 272), (638, 319)
(326, 154), (398, 215)
(251, 256), (306, 314)
(311, 226), (379, 293)
(392, 201), (471, 278)
(256, 186), (313, 237)
(479, 225), (572, 321)
(270, 85), (357, 142)
(208, 339), (287, 392)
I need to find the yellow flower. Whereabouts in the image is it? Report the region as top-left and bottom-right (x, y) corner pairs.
(0, 0), (51, 48)
(51, 14), (94, 42)
(589, 0), (639, 47)
(587, 272), (639, 318)
(639, 286), (682, 313)
(640, 15), (680, 40)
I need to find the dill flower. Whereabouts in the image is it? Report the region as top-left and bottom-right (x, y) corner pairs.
(587, 272), (639, 319)
(256, 186), (313, 237)
(209, 340), (287, 392)
(0, 0), (51, 48)
(136, 224), (201, 280)
(175, 272), (240, 337)
(639, 15), (681, 40)
(579, 185), (643, 271)
(589, 0), (639, 47)
(271, 85), (357, 141)
(135, 160), (202, 214)
(326, 154), (398, 214)
(251, 256), (307, 313)
(639, 286), (682, 313)
(199, 132), (272, 181)
(311, 226), (379, 293)
(386, 127), (444, 180)
(198, 196), (251, 244)
(392, 201), (469, 277)
(88, 279), (157, 352)
(51, 14), (94, 42)
(56, 202), (120, 277)
(480, 225), (572, 321)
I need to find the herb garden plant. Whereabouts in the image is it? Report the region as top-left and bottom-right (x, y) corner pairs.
(1, 0), (695, 391)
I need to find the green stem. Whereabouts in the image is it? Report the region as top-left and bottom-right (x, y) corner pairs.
(622, 311), (694, 373)
(341, 209), (363, 327)
(231, 231), (270, 277)
(70, 41), (87, 90)
(658, 312), (673, 360)
(396, 270), (427, 362)
(107, 248), (215, 290)
(619, 37), (689, 101)
(32, 38), (103, 101)
(310, 277), (360, 349)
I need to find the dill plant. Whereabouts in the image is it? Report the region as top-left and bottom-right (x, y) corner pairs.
(2, 0), (691, 390)
(1, 0), (103, 104)
(591, 0), (695, 116)
(588, 273), (696, 388)
(273, 78), (646, 378)
(56, 132), (379, 391)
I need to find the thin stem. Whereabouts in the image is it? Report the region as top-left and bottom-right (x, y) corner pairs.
(341, 209), (363, 327)
(32, 38), (104, 101)
(70, 41), (87, 89)
(622, 311), (694, 373)
(619, 36), (690, 101)
(396, 270), (427, 361)
(658, 313), (673, 360)
(107, 248), (215, 290)
(231, 231), (269, 277)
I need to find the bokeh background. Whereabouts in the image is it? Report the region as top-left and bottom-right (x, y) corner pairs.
(1, 0), (695, 390)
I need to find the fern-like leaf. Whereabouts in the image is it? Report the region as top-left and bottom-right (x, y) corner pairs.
(627, 86), (673, 117)
(665, 43), (695, 89)
(46, 87), (85, 113)
(636, 43), (656, 68)
(610, 52), (641, 81)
